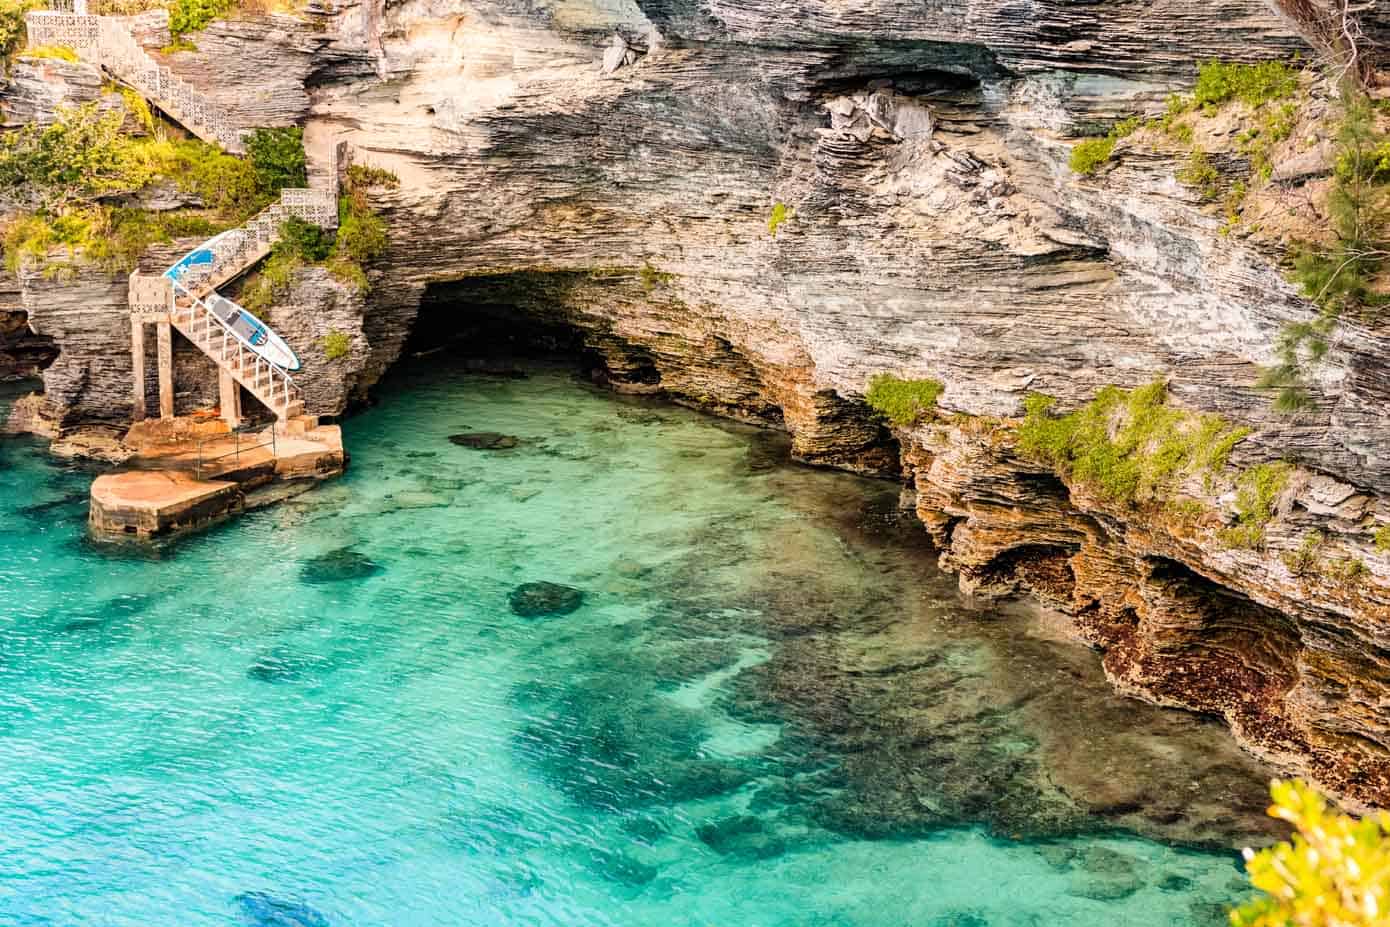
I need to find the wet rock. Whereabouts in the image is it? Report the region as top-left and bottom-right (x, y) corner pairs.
(299, 547), (383, 584)
(743, 433), (787, 473)
(508, 581), (584, 617)
(234, 891), (329, 927)
(695, 814), (787, 860)
(448, 432), (520, 450)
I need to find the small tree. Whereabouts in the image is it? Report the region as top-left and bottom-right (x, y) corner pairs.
(244, 126), (307, 196)
(1231, 779), (1390, 926)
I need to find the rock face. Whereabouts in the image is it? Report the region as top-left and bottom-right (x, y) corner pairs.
(9, 0), (1390, 806)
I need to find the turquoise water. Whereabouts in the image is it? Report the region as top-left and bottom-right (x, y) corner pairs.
(0, 362), (1276, 926)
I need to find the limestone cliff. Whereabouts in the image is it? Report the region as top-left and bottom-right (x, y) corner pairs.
(7, 0), (1390, 808)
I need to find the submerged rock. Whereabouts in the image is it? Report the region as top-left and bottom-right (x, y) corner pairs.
(299, 547), (383, 584)
(584, 848), (658, 887)
(246, 649), (329, 684)
(234, 891), (329, 927)
(508, 581), (584, 617)
(695, 814), (787, 860)
(449, 432), (520, 450)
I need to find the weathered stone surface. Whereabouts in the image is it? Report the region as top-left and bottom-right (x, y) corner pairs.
(0, 55), (104, 129)
(900, 417), (1390, 812)
(89, 470), (242, 539)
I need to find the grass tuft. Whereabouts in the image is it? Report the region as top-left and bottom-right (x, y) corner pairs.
(865, 374), (944, 427)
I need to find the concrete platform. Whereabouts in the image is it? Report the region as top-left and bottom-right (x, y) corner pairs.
(89, 470), (241, 539)
(88, 416), (346, 542)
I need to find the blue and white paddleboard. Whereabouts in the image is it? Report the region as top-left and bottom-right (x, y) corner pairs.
(165, 233), (302, 372)
(204, 293), (301, 372)
(164, 230), (238, 283)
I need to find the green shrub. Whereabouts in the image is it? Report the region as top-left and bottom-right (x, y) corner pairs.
(1177, 148), (1222, 201)
(276, 214), (332, 261)
(1193, 60), (1299, 109)
(1282, 530), (1323, 576)
(1324, 555), (1368, 583)
(1375, 524), (1390, 553)
(244, 126), (307, 195)
(0, 103), (144, 209)
(1016, 381), (1250, 507)
(334, 195), (386, 263)
(3, 205), (220, 274)
(1069, 136), (1117, 175)
(172, 138), (265, 218)
(167, 0), (232, 40)
(325, 256), (367, 290)
(319, 329), (350, 362)
(1219, 461), (1291, 548)
(864, 374), (944, 427)
(239, 250), (300, 312)
(345, 163), (398, 189)
(768, 201), (791, 237)
(1231, 779), (1390, 927)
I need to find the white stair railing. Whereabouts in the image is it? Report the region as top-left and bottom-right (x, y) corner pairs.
(169, 278), (301, 416)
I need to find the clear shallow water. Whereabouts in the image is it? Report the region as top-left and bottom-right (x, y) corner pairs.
(0, 362), (1272, 926)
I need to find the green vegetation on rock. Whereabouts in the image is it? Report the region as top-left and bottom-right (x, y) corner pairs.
(768, 201), (791, 237)
(1192, 59), (1299, 110)
(1261, 89), (1390, 412)
(639, 262), (674, 292)
(1068, 116), (1141, 175)
(1375, 524), (1390, 553)
(244, 126), (307, 196)
(1231, 778), (1390, 927)
(1176, 149), (1221, 201)
(864, 374), (944, 427)
(1016, 381), (1250, 507)
(0, 0), (43, 65)
(345, 163), (399, 190)
(1218, 461), (1291, 549)
(0, 102), (280, 274)
(167, 0), (232, 42)
(320, 329), (350, 362)
(21, 44), (77, 61)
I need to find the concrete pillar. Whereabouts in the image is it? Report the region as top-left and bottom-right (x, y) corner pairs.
(157, 320), (174, 420)
(130, 320), (146, 422)
(218, 368), (241, 428)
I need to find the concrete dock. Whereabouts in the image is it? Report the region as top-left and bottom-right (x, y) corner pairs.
(88, 415), (346, 541)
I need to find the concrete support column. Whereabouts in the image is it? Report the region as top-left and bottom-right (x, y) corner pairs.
(218, 368), (241, 428)
(130, 319), (146, 422)
(156, 320), (174, 420)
